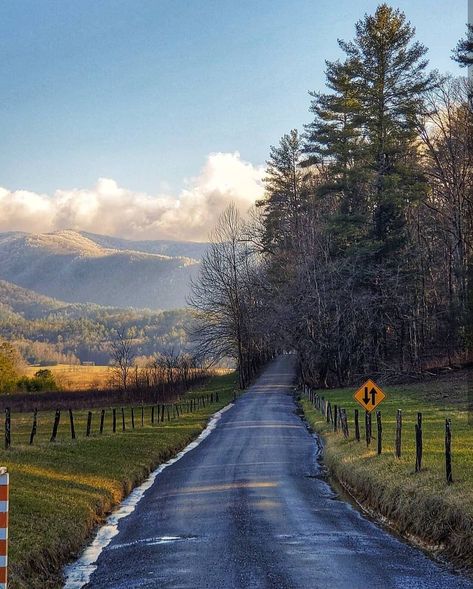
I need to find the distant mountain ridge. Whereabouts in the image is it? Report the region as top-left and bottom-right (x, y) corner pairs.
(0, 279), (66, 320)
(79, 231), (209, 260)
(0, 230), (206, 310)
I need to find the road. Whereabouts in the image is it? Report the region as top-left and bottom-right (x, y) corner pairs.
(85, 356), (472, 589)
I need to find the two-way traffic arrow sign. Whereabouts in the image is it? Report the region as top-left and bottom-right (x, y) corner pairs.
(354, 379), (386, 413)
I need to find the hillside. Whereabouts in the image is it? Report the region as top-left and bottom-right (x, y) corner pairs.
(0, 279), (66, 320)
(0, 230), (203, 309)
(0, 278), (194, 364)
(80, 231), (208, 260)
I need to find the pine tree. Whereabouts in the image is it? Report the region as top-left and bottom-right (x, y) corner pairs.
(453, 24), (473, 67)
(304, 61), (369, 254)
(307, 3), (435, 258)
(257, 129), (306, 253)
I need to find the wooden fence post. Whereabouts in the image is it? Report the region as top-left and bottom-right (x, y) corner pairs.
(365, 411), (371, 447)
(327, 402), (332, 424)
(112, 408), (117, 433)
(415, 412), (423, 472)
(395, 409), (402, 458)
(333, 404), (338, 432)
(341, 409), (349, 439)
(69, 409), (76, 440)
(131, 408), (135, 429)
(445, 418), (453, 484)
(29, 409), (38, 445)
(86, 411), (92, 437)
(0, 467), (9, 589)
(354, 409), (360, 442)
(100, 409), (105, 434)
(376, 411), (382, 455)
(50, 409), (61, 442)
(4, 409), (11, 450)
(161, 404), (165, 422)
(167, 406), (171, 421)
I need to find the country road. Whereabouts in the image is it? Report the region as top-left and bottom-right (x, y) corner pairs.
(83, 356), (473, 589)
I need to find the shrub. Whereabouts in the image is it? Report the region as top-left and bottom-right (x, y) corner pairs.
(17, 369), (59, 392)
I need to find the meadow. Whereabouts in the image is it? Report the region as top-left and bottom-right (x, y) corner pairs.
(301, 369), (473, 569)
(25, 364), (113, 391)
(0, 372), (236, 589)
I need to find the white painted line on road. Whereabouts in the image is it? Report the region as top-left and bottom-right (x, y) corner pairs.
(63, 402), (234, 589)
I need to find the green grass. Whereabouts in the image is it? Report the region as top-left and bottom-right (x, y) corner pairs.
(301, 371), (473, 568)
(0, 373), (237, 589)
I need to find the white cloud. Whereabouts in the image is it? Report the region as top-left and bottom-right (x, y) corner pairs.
(0, 152), (265, 241)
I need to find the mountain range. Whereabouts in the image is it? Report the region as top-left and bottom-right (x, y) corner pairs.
(0, 230), (207, 310)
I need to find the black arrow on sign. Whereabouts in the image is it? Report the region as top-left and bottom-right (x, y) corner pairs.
(370, 388), (377, 405)
(363, 387), (370, 404)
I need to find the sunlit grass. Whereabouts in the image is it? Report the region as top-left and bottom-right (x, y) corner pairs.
(0, 373), (236, 589)
(301, 373), (473, 567)
(25, 364), (113, 391)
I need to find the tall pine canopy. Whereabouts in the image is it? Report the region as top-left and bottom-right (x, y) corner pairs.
(306, 3), (435, 258)
(257, 129), (306, 253)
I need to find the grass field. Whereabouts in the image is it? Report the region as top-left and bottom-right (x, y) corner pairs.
(25, 364), (113, 391)
(301, 370), (473, 569)
(1, 372), (236, 589)
(24, 365), (233, 392)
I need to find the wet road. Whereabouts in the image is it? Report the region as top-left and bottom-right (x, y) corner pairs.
(86, 356), (473, 589)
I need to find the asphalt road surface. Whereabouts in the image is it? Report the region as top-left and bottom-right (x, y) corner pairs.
(85, 356), (473, 589)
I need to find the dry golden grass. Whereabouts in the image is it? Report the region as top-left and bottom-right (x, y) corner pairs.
(25, 365), (233, 392)
(25, 364), (113, 391)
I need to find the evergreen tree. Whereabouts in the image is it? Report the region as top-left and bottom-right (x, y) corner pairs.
(257, 129), (306, 253)
(453, 24), (473, 67)
(307, 4), (435, 258)
(305, 62), (368, 254)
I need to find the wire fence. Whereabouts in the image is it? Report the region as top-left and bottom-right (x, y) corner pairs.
(301, 385), (454, 484)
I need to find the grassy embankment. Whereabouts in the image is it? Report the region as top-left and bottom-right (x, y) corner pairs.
(301, 370), (473, 569)
(2, 372), (236, 589)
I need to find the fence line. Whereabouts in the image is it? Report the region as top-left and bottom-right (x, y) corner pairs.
(0, 391), (221, 449)
(301, 386), (453, 484)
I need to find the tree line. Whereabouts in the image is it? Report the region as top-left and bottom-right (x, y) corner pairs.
(191, 4), (473, 388)
(0, 305), (192, 365)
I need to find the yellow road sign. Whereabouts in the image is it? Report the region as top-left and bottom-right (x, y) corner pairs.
(353, 379), (386, 413)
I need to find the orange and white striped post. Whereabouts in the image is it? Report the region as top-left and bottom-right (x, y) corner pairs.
(0, 468), (8, 589)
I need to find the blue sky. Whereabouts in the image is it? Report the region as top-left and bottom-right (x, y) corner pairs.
(0, 0), (467, 197)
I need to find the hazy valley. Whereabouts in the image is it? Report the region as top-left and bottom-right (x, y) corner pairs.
(0, 229), (206, 310)
(0, 230), (208, 366)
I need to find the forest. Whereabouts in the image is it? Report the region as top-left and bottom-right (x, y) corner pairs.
(191, 4), (473, 388)
(0, 298), (192, 366)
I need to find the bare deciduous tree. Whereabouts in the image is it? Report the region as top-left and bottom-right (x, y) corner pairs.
(110, 330), (136, 390)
